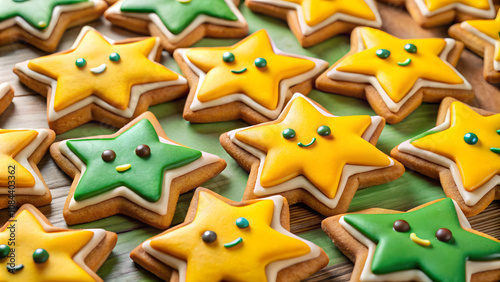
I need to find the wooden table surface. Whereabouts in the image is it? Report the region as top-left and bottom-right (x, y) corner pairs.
(0, 2), (499, 281)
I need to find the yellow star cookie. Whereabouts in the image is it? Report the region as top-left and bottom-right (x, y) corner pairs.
(221, 94), (404, 216)
(131, 188), (328, 281)
(14, 26), (188, 134)
(175, 29), (327, 124)
(0, 204), (116, 281)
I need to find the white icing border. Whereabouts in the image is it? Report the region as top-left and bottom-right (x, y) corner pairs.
(397, 106), (500, 206)
(327, 30), (471, 113)
(0, 129), (50, 196)
(179, 32), (328, 120)
(58, 134), (222, 215)
(413, 0), (495, 18)
(250, 0), (382, 35)
(0, 1), (97, 40)
(461, 21), (500, 71)
(0, 83), (10, 100)
(106, 0), (247, 44)
(14, 26), (187, 122)
(228, 93), (394, 209)
(142, 195), (322, 282)
(339, 200), (500, 281)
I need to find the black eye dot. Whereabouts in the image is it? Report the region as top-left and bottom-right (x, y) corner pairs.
(436, 228), (452, 242)
(102, 150), (116, 162)
(135, 145), (151, 158)
(33, 248), (49, 263)
(393, 220), (410, 232)
(0, 244), (10, 259)
(202, 230), (217, 243)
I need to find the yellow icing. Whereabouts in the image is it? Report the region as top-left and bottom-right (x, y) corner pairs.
(185, 29), (316, 110)
(335, 28), (465, 103)
(280, 0), (376, 26)
(0, 130), (38, 187)
(150, 191), (310, 281)
(466, 10), (500, 61)
(234, 96), (391, 199)
(424, 0), (491, 12)
(412, 101), (500, 191)
(28, 29), (179, 112)
(0, 209), (95, 281)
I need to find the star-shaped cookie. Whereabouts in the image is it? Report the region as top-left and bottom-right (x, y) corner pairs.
(322, 198), (500, 281)
(14, 26), (188, 134)
(0, 204), (117, 281)
(406, 0), (495, 27)
(0, 0), (107, 52)
(0, 127), (55, 210)
(50, 111), (226, 228)
(391, 98), (500, 217)
(220, 93), (404, 216)
(316, 27), (474, 124)
(174, 30), (328, 124)
(0, 83), (14, 116)
(104, 0), (248, 53)
(246, 0), (382, 47)
(131, 188), (329, 281)
(450, 10), (500, 83)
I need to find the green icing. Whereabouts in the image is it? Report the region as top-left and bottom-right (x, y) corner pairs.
(67, 119), (202, 202)
(0, 0), (87, 30)
(120, 0), (238, 35)
(343, 198), (500, 281)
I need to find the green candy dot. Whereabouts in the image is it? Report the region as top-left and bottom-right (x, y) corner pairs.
(33, 248), (49, 263)
(0, 245), (10, 259)
(222, 52), (235, 63)
(282, 128), (296, 139)
(376, 49), (390, 59)
(464, 132), (478, 145)
(317, 125), (331, 137)
(109, 52), (120, 62)
(254, 57), (267, 68)
(496, 129), (500, 135)
(235, 217), (249, 228)
(75, 58), (86, 68)
(404, 43), (417, 53)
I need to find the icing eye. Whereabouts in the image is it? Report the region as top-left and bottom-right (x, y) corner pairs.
(101, 150), (116, 162)
(393, 220), (410, 232)
(135, 144), (151, 158)
(33, 248), (49, 263)
(75, 58), (86, 68)
(222, 52), (235, 63)
(463, 132), (478, 145)
(317, 125), (331, 137)
(109, 52), (120, 62)
(202, 230), (217, 243)
(436, 228), (452, 242)
(282, 128), (296, 139)
(376, 49), (390, 59)
(235, 217), (249, 228)
(254, 57), (267, 68)
(0, 244), (10, 259)
(404, 43), (417, 53)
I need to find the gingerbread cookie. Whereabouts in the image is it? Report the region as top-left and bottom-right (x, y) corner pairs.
(246, 0), (382, 47)
(406, 0), (496, 28)
(104, 0), (248, 53)
(131, 188), (329, 281)
(220, 93), (404, 217)
(315, 27), (474, 124)
(14, 26), (188, 134)
(322, 198), (500, 281)
(391, 98), (500, 217)
(449, 10), (500, 83)
(0, 128), (55, 209)
(0, 204), (117, 281)
(174, 30), (328, 124)
(0, 0), (107, 52)
(50, 111), (226, 228)
(0, 83), (14, 116)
